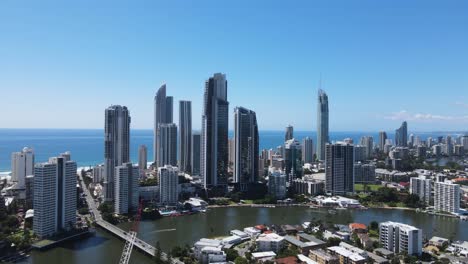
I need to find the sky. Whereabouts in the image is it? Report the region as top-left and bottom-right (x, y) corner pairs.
(0, 0), (467, 132)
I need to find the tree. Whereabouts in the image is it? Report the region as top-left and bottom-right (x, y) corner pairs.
(326, 237), (341, 247)
(370, 221), (379, 231)
(224, 248), (240, 261)
(234, 256), (248, 264)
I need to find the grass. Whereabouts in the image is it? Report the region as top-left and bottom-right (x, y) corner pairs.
(355, 184), (383, 192)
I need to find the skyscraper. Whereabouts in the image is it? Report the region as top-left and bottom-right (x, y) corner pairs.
(33, 152), (76, 238)
(233, 107), (259, 189)
(192, 133), (201, 176)
(285, 125), (294, 142)
(11, 147), (34, 189)
(325, 142), (354, 195)
(359, 136), (374, 160)
(154, 84), (174, 165)
(378, 131), (387, 151)
(157, 123), (178, 167)
(114, 162), (139, 214)
(317, 89), (329, 161)
(158, 165), (179, 205)
(284, 139), (302, 183)
(201, 73), (229, 190)
(179, 100), (192, 173)
(138, 145), (147, 170)
(104, 105), (130, 201)
(395, 121), (408, 147)
(379, 222), (422, 255)
(302, 137), (314, 164)
(434, 181), (460, 213)
(410, 176), (432, 205)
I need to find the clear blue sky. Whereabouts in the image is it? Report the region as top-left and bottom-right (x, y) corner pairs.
(1, 0), (467, 131)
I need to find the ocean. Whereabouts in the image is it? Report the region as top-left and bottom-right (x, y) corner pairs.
(0, 129), (461, 172)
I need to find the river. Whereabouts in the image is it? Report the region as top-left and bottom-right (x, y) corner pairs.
(21, 207), (468, 264)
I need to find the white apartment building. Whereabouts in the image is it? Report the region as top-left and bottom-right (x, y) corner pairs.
(379, 221), (422, 255)
(256, 233), (285, 253)
(114, 163), (139, 214)
(11, 147), (34, 189)
(410, 176), (432, 205)
(158, 165), (179, 205)
(268, 170), (286, 199)
(33, 153), (77, 238)
(434, 181), (460, 213)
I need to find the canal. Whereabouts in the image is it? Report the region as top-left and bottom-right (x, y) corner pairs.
(22, 207), (468, 264)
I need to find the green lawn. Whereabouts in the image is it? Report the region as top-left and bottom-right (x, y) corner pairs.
(355, 184), (383, 192)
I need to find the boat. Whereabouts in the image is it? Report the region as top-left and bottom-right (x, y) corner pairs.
(328, 209), (337, 214)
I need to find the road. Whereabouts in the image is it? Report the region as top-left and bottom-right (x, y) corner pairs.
(78, 173), (182, 264)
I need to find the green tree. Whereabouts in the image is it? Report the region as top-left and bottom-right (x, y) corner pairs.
(326, 237), (341, 247)
(370, 221), (379, 231)
(234, 256), (248, 264)
(224, 248), (239, 261)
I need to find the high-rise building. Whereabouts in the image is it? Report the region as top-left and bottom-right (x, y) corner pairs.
(353, 163), (375, 184)
(284, 139), (302, 183)
(426, 137), (433, 148)
(409, 134), (415, 147)
(192, 133), (201, 176)
(395, 121), (408, 147)
(317, 89), (329, 161)
(138, 145), (147, 170)
(434, 181), (460, 213)
(285, 125), (294, 142)
(325, 142), (354, 195)
(228, 138), (235, 170)
(104, 105), (130, 201)
(154, 84), (174, 166)
(11, 147), (34, 189)
(378, 131), (387, 151)
(233, 107), (259, 189)
(410, 176), (432, 205)
(461, 135), (468, 151)
(302, 137), (314, 164)
(179, 100), (192, 173)
(268, 170), (287, 199)
(379, 221), (422, 255)
(201, 73), (229, 190)
(114, 162), (139, 214)
(354, 145), (366, 162)
(158, 165), (179, 205)
(157, 123), (178, 167)
(33, 152), (77, 238)
(359, 136), (374, 159)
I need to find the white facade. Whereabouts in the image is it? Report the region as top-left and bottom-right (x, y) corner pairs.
(379, 221), (422, 255)
(410, 176), (432, 205)
(200, 246), (226, 264)
(33, 153), (77, 238)
(434, 181), (460, 213)
(256, 233), (285, 253)
(114, 163), (139, 214)
(92, 164), (105, 183)
(11, 147), (34, 189)
(158, 165), (179, 205)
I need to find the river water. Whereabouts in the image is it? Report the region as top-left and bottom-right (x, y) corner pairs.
(22, 207), (468, 264)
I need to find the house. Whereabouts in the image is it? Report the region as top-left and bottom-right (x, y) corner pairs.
(251, 251), (276, 262)
(256, 233), (285, 253)
(349, 223), (367, 234)
(284, 234), (325, 255)
(309, 249), (339, 264)
(429, 236), (450, 248)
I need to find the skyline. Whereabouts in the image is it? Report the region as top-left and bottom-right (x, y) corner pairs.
(1, 1), (468, 131)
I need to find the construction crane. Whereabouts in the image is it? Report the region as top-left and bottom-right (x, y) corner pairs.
(118, 200), (143, 264)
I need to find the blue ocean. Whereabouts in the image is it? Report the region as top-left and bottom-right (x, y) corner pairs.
(0, 129), (460, 171)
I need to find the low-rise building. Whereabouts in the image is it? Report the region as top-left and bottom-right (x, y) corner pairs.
(328, 246), (367, 264)
(200, 246), (226, 264)
(284, 234), (325, 255)
(429, 236), (449, 248)
(256, 233), (285, 253)
(251, 251), (276, 262)
(244, 227), (261, 238)
(309, 248), (339, 264)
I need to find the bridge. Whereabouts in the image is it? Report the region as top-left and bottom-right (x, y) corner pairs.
(78, 173), (180, 263)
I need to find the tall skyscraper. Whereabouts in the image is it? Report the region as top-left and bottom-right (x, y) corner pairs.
(395, 121), (408, 147)
(158, 165), (179, 205)
(114, 162), (139, 214)
(157, 123), (178, 167)
(378, 131), (387, 151)
(154, 84), (174, 165)
(325, 142), (354, 195)
(179, 100), (192, 173)
(11, 147), (34, 189)
(104, 105), (130, 201)
(284, 139), (302, 183)
(317, 89), (329, 161)
(33, 152), (76, 238)
(268, 170), (287, 199)
(285, 125), (294, 142)
(138, 145), (147, 170)
(302, 137), (314, 164)
(461, 135), (468, 151)
(201, 73), (229, 190)
(192, 133), (201, 176)
(233, 107), (259, 189)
